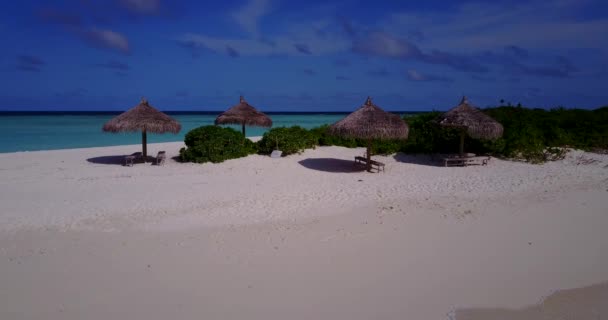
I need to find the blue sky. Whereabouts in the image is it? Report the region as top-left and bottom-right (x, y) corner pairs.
(1, 0), (607, 111)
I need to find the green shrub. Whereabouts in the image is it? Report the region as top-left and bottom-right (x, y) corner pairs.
(257, 126), (318, 156)
(179, 125), (257, 163)
(369, 139), (405, 155)
(482, 106), (608, 161)
(311, 125), (358, 148)
(310, 125), (404, 155)
(402, 112), (461, 154)
(194, 105), (606, 164)
(396, 105), (608, 163)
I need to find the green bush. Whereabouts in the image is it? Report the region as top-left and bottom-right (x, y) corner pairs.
(179, 125), (257, 163)
(311, 125), (357, 148)
(257, 126), (318, 156)
(310, 125), (404, 155)
(198, 105), (606, 164)
(482, 106), (608, 162)
(401, 112), (461, 154)
(396, 105), (608, 163)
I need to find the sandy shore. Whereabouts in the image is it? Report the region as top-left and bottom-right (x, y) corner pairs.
(1, 141), (607, 319)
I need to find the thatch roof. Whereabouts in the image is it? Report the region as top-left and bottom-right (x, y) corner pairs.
(102, 98), (181, 133)
(436, 96), (503, 139)
(215, 96), (272, 127)
(329, 97), (409, 140)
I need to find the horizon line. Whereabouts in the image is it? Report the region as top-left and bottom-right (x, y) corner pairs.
(0, 110), (430, 113)
(0, 105), (605, 113)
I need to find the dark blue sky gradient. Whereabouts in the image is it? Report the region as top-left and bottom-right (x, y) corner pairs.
(1, 0), (607, 111)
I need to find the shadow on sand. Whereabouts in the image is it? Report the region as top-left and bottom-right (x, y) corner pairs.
(298, 158), (366, 173)
(86, 155), (157, 166)
(453, 281), (608, 320)
(393, 153), (443, 167)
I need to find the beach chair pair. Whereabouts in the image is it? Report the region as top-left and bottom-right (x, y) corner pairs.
(124, 152), (142, 166)
(155, 151), (166, 165)
(124, 151), (166, 166)
(443, 154), (490, 167)
(354, 156), (385, 172)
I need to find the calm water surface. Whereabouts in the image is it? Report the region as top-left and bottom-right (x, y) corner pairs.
(0, 112), (416, 153)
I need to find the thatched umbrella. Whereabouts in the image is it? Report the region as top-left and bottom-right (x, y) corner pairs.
(329, 97), (409, 172)
(215, 96), (272, 136)
(102, 98), (181, 161)
(436, 96), (503, 155)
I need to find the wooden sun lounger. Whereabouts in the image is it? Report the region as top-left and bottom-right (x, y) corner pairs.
(124, 152), (142, 167)
(443, 157), (466, 167)
(443, 155), (490, 167)
(466, 156), (490, 166)
(354, 156), (385, 172)
(155, 151), (166, 166)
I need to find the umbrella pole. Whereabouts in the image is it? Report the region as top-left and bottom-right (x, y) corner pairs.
(366, 139), (372, 172)
(142, 129), (147, 162)
(242, 123), (246, 136)
(459, 130), (465, 156)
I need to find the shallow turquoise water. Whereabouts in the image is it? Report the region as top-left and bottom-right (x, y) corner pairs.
(0, 113), (414, 153)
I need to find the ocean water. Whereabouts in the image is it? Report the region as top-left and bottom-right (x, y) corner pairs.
(0, 112), (416, 153)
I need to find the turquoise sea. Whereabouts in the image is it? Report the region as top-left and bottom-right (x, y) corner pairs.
(0, 112), (417, 153)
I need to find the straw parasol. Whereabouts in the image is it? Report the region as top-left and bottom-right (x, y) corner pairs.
(329, 97), (409, 172)
(215, 96), (272, 136)
(436, 96), (503, 155)
(102, 98), (181, 161)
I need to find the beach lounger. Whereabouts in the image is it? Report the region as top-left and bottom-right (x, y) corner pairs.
(443, 157), (466, 167)
(124, 155), (135, 166)
(354, 156), (366, 166)
(155, 151), (166, 165)
(465, 156), (490, 166)
(124, 152), (143, 166)
(443, 155), (490, 167)
(369, 159), (385, 172)
(354, 156), (385, 172)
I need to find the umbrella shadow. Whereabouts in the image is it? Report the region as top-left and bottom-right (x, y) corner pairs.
(86, 155), (127, 165)
(452, 281), (608, 320)
(86, 154), (156, 166)
(298, 158), (366, 173)
(393, 153), (443, 167)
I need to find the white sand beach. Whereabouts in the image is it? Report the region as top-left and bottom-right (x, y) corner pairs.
(1, 141), (607, 319)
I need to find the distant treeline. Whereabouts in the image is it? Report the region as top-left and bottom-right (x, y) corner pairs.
(481, 105), (608, 159)
(392, 105), (608, 162)
(312, 105), (608, 163)
(180, 106), (608, 164)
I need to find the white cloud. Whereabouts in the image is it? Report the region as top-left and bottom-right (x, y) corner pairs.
(177, 30), (349, 57)
(406, 69), (451, 82)
(85, 28), (130, 54)
(119, 0), (161, 15)
(406, 70), (425, 81)
(178, 0), (608, 63)
(385, 0), (608, 51)
(232, 0), (272, 37)
(178, 13), (350, 58)
(352, 31), (422, 59)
